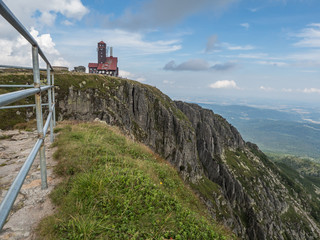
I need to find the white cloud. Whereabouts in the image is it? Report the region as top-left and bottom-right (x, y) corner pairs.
(52, 57), (70, 67)
(282, 88), (293, 92)
(0, 27), (69, 67)
(226, 44), (255, 50)
(39, 11), (57, 26)
(288, 50), (320, 67)
(119, 70), (146, 82)
(249, 8), (259, 12)
(303, 88), (320, 94)
(118, 70), (133, 78)
(96, 29), (182, 55)
(30, 28), (59, 55)
(309, 23), (320, 28)
(62, 20), (74, 26)
(234, 53), (269, 59)
(209, 80), (238, 89)
(293, 23), (320, 48)
(60, 29), (182, 56)
(2, 0), (89, 29)
(260, 86), (274, 91)
(56, 0), (89, 20)
(257, 61), (288, 67)
(240, 23), (250, 30)
(217, 42), (255, 51)
(163, 80), (175, 84)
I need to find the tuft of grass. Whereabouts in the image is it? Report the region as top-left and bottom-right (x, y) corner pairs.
(0, 134), (13, 140)
(13, 119), (37, 131)
(38, 122), (234, 239)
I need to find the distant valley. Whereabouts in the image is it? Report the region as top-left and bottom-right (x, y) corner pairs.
(198, 102), (320, 160)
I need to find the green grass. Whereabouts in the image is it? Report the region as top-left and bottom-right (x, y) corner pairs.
(0, 134), (13, 140)
(273, 161), (320, 223)
(37, 122), (234, 240)
(0, 73), (39, 130)
(268, 154), (320, 180)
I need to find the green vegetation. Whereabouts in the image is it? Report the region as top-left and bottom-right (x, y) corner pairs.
(281, 206), (310, 232)
(270, 155), (320, 223)
(0, 73), (41, 129)
(38, 122), (233, 239)
(143, 84), (190, 124)
(0, 134), (13, 140)
(268, 154), (320, 179)
(0, 72), (121, 129)
(0, 72), (191, 132)
(54, 72), (123, 96)
(191, 176), (221, 203)
(190, 176), (232, 221)
(225, 146), (320, 227)
(241, 119), (320, 159)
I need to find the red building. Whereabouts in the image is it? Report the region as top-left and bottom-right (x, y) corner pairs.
(88, 41), (119, 76)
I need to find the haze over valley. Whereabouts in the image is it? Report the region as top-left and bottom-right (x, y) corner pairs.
(198, 101), (320, 160)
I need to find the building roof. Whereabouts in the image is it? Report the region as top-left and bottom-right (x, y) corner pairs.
(98, 41), (106, 44)
(88, 63), (98, 68)
(97, 57), (118, 71)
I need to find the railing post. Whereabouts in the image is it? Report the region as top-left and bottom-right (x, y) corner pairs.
(47, 64), (54, 143)
(52, 73), (56, 127)
(32, 45), (47, 189)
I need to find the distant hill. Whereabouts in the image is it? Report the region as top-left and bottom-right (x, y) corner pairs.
(199, 103), (320, 160)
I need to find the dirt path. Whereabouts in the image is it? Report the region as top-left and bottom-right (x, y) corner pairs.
(0, 129), (59, 240)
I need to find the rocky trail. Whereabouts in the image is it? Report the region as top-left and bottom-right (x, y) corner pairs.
(0, 129), (59, 240)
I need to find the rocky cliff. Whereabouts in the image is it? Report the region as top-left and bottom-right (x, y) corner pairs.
(1, 72), (320, 239)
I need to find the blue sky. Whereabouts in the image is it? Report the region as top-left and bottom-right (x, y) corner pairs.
(1, 0), (320, 106)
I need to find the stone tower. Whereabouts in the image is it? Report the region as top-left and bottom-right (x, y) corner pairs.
(97, 41), (106, 64)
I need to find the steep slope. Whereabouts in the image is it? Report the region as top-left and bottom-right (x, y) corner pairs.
(1, 72), (320, 239)
(175, 102), (320, 239)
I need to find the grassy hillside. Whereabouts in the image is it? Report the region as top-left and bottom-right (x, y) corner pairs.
(37, 122), (234, 239)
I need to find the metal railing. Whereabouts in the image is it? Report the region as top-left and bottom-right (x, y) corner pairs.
(0, 0), (56, 230)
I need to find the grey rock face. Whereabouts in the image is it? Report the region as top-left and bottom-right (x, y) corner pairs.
(58, 82), (203, 182)
(55, 76), (320, 240)
(175, 101), (320, 240)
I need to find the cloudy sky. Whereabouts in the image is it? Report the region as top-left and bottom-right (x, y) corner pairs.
(1, 0), (320, 105)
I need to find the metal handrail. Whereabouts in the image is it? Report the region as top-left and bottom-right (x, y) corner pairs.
(0, 0), (56, 231)
(0, 103), (49, 110)
(0, 86), (53, 107)
(0, 64), (47, 71)
(0, 85), (37, 88)
(0, 139), (44, 229)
